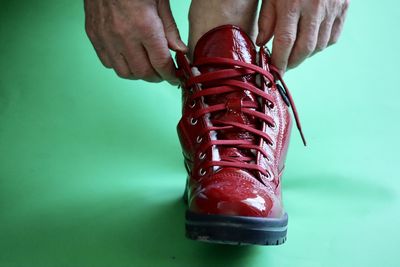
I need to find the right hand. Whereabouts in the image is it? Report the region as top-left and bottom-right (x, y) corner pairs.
(84, 0), (187, 84)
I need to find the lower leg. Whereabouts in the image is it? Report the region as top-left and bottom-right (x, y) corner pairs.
(188, 0), (259, 58)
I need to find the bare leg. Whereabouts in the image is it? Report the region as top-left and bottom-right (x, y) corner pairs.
(188, 0), (259, 58)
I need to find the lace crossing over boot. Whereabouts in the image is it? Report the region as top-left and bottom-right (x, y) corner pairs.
(175, 25), (305, 246)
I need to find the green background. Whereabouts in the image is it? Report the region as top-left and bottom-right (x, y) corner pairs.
(1, 0), (399, 266)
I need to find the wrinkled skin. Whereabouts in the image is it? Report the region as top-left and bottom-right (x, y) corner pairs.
(84, 0), (349, 80)
(84, 0), (187, 84)
(257, 0), (350, 72)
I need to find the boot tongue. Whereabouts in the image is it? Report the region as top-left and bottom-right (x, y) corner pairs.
(193, 25), (257, 68)
(192, 25), (259, 161)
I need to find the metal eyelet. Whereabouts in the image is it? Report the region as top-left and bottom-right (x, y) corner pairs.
(199, 152), (206, 160)
(190, 118), (198, 125)
(196, 136), (203, 143)
(267, 101), (275, 109)
(199, 168), (206, 176)
(268, 141), (274, 147)
(189, 100), (196, 108)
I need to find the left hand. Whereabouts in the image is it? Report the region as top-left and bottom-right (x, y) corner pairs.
(256, 0), (350, 73)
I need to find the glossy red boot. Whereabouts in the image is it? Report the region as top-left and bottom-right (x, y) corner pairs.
(175, 25), (305, 246)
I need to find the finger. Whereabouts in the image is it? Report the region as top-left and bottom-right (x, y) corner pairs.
(84, 0), (113, 68)
(110, 52), (135, 79)
(271, 7), (300, 73)
(123, 43), (162, 83)
(98, 30), (133, 79)
(328, 17), (345, 45)
(328, 0), (350, 45)
(100, 26), (140, 80)
(256, 0), (276, 46)
(287, 16), (320, 69)
(158, 0), (188, 52)
(93, 42), (113, 68)
(328, 18), (342, 45)
(142, 20), (179, 84)
(85, 22), (113, 68)
(311, 18), (334, 56)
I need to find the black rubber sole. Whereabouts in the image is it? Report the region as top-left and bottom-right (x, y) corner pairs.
(185, 210), (288, 246)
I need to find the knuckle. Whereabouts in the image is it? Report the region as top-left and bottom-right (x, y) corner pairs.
(165, 21), (178, 32)
(287, 0), (301, 14)
(152, 56), (171, 69)
(275, 34), (296, 46)
(300, 40), (316, 54)
(141, 27), (163, 42)
(308, 19), (320, 30)
(115, 68), (132, 79)
(134, 9), (156, 31)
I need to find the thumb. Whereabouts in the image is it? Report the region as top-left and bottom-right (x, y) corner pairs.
(158, 0), (188, 52)
(256, 0), (276, 46)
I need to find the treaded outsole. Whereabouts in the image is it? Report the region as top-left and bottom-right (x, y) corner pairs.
(185, 210), (288, 246)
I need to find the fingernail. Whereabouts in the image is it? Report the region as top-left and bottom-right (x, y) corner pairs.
(177, 39), (188, 52)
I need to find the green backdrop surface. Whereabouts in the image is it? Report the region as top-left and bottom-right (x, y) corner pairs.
(1, 1), (399, 266)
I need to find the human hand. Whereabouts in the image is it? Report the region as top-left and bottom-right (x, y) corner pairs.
(256, 0), (349, 73)
(84, 0), (187, 84)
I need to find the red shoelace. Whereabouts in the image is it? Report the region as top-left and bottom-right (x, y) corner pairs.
(179, 54), (306, 178)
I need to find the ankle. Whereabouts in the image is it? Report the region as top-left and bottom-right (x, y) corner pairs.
(188, 0), (259, 58)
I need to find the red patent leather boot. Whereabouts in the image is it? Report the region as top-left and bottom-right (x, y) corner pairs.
(175, 25), (305, 245)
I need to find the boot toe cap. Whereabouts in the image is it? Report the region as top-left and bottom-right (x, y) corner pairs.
(188, 169), (283, 218)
